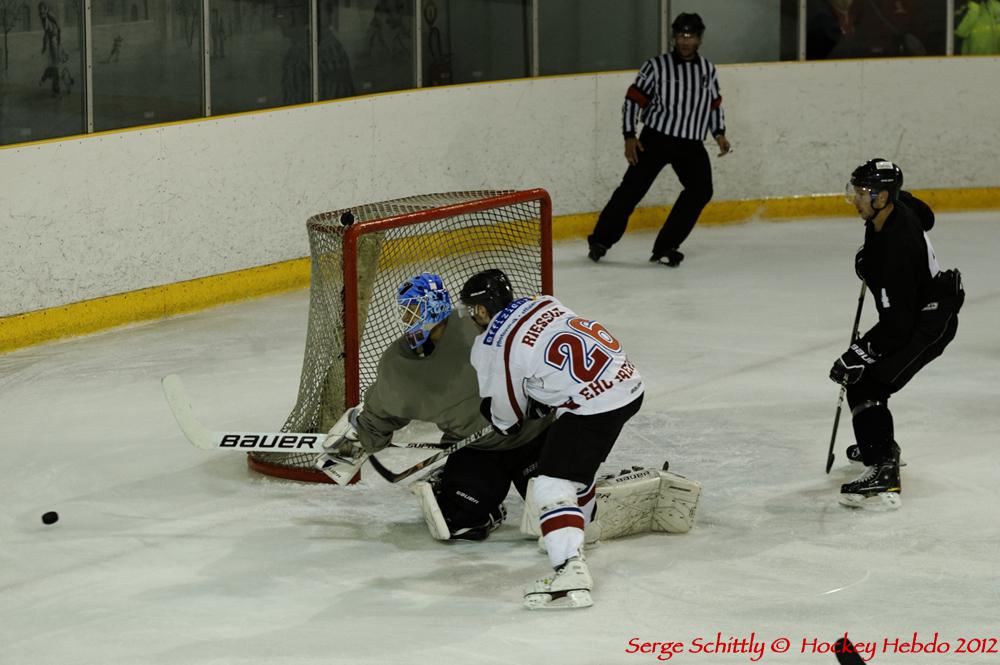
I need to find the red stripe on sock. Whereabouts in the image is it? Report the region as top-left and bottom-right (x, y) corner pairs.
(540, 514), (585, 535)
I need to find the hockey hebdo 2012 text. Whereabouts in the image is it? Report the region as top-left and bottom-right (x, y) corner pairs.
(624, 632), (998, 661)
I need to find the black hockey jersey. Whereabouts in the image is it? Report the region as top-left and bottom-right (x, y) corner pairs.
(855, 199), (940, 355)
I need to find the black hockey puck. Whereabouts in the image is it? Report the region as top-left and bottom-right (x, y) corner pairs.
(340, 210), (355, 226)
(41, 511), (59, 525)
(662, 461), (669, 471)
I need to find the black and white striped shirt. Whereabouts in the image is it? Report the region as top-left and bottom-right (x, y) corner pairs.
(622, 51), (725, 141)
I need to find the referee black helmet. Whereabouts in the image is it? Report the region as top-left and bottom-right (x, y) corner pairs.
(671, 12), (706, 37)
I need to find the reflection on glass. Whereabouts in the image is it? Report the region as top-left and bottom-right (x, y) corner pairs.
(0, 1), (84, 145)
(420, 0), (528, 86)
(211, 0), (311, 116)
(955, 0), (1000, 54)
(670, 0), (797, 64)
(539, 0), (659, 75)
(91, 1), (201, 132)
(805, 0), (946, 59)
(318, 0), (414, 100)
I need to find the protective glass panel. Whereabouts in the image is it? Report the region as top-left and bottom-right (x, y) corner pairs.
(318, 0), (414, 100)
(210, 0), (311, 115)
(670, 0), (800, 63)
(538, 0), (659, 75)
(0, 1), (85, 145)
(806, 0), (948, 59)
(420, 0), (528, 86)
(91, 1), (202, 132)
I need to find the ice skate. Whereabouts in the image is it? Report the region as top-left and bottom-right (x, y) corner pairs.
(587, 241), (608, 263)
(523, 555), (593, 610)
(847, 442), (904, 466)
(839, 460), (901, 509)
(650, 248), (684, 267)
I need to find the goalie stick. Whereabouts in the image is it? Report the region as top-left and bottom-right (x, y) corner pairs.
(367, 425), (494, 483)
(161, 374), (449, 454)
(826, 282), (867, 474)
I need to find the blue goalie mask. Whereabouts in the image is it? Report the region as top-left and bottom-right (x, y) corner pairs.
(396, 273), (453, 349)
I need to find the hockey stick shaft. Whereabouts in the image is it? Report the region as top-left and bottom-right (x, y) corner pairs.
(825, 282), (867, 473)
(163, 374), (454, 454)
(367, 426), (494, 483)
(162, 374), (329, 452)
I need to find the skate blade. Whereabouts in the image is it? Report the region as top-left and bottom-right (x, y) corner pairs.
(839, 491), (901, 510)
(523, 589), (593, 610)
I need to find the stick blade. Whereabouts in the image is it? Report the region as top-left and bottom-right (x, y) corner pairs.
(161, 374), (215, 450)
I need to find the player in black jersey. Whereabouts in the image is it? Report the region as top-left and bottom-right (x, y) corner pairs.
(831, 159), (963, 509)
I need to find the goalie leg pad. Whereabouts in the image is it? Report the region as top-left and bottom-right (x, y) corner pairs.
(410, 478), (506, 542)
(411, 480), (452, 541)
(594, 467), (702, 539)
(652, 470), (702, 534)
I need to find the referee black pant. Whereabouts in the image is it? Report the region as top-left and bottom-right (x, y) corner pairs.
(590, 127), (713, 256)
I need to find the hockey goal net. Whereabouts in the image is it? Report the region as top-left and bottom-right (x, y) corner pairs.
(248, 189), (553, 482)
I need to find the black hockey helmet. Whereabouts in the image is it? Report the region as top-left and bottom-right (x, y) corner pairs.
(671, 12), (705, 37)
(460, 269), (514, 319)
(849, 158), (903, 202)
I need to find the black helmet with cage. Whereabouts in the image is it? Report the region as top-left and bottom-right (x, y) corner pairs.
(849, 158), (903, 204)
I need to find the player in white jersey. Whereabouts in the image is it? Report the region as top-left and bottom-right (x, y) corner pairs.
(460, 269), (644, 609)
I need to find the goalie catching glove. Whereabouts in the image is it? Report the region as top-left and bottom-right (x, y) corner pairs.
(829, 342), (877, 385)
(314, 406), (366, 484)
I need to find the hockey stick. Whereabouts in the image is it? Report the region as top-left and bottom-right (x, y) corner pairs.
(833, 636), (865, 665)
(163, 374), (460, 454)
(825, 282), (867, 474)
(162, 375), (332, 452)
(367, 426), (494, 483)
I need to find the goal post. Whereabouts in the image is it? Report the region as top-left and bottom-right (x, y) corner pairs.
(248, 189), (553, 483)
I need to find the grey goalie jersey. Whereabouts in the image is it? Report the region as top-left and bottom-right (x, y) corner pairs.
(354, 311), (549, 454)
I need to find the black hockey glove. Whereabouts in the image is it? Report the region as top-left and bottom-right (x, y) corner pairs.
(479, 397), (522, 437)
(526, 398), (553, 419)
(829, 342), (877, 385)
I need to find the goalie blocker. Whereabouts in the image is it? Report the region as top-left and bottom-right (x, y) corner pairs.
(520, 464), (701, 540)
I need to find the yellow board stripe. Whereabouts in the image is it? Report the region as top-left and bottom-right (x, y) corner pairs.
(0, 259), (310, 354)
(2, 188), (998, 354)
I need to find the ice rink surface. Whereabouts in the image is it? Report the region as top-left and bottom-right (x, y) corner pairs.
(2, 213), (998, 665)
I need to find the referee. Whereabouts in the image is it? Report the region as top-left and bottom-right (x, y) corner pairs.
(588, 13), (731, 267)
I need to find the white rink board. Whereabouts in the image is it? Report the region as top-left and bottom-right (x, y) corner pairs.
(1, 57), (999, 316)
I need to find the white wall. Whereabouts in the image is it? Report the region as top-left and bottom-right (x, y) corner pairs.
(1, 57), (998, 317)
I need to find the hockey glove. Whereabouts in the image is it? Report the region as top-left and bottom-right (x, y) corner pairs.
(479, 397), (522, 437)
(325, 405), (361, 448)
(527, 398), (553, 420)
(314, 439), (367, 485)
(829, 342), (877, 385)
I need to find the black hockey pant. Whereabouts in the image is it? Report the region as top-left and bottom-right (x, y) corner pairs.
(847, 307), (960, 466)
